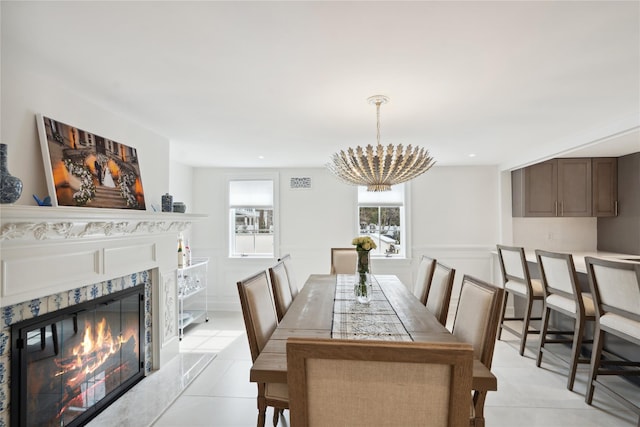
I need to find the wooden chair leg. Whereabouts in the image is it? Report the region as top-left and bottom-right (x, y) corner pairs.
(567, 316), (584, 391)
(472, 390), (487, 427)
(257, 388), (267, 427)
(586, 325), (605, 404)
(497, 290), (509, 340)
(272, 408), (280, 426)
(519, 296), (534, 356)
(536, 305), (550, 367)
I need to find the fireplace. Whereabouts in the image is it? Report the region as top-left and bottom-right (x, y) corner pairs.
(1, 206), (201, 427)
(10, 286), (145, 427)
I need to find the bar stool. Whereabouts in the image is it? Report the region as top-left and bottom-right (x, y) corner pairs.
(535, 250), (595, 390)
(497, 245), (544, 356)
(584, 257), (640, 419)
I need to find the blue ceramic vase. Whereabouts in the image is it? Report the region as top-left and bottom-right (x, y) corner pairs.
(0, 143), (23, 204)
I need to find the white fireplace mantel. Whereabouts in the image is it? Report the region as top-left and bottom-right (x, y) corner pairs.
(0, 205), (203, 242)
(0, 206), (206, 308)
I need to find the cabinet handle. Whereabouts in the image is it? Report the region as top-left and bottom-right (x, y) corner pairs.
(615, 201), (618, 216)
(561, 202), (564, 217)
(555, 201), (558, 216)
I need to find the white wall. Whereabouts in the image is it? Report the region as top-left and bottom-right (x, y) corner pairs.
(411, 166), (501, 306)
(169, 160), (194, 212)
(191, 165), (502, 311)
(1, 41), (171, 207)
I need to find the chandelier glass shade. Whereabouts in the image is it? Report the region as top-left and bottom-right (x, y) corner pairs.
(326, 95), (435, 192)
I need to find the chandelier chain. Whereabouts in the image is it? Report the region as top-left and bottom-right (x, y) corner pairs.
(376, 99), (382, 146)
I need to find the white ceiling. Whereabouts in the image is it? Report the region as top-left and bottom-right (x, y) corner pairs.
(3, 1), (639, 170)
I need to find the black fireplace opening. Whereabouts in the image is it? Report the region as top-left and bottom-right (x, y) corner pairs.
(11, 285), (145, 427)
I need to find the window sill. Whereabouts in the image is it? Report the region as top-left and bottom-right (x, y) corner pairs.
(228, 255), (274, 260)
(371, 255), (407, 260)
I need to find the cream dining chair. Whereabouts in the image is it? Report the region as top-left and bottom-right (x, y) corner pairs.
(584, 257), (640, 419)
(286, 338), (474, 427)
(269, 260), (294, 322)
(425, 261), (456, 326)
(496, 244), (544, 355)
(535, 250), (595, 391)
(278, 253), (299, 299)
(413, 255), (436, 305)
(237, 270), (288, 427)
(330, 247), (357, 274)
(451, 275), (505, 427)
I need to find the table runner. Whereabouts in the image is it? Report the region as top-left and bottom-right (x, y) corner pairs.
(331, 274), (412, 341)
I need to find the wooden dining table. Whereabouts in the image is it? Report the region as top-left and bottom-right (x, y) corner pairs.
(250, 274), (498, 394)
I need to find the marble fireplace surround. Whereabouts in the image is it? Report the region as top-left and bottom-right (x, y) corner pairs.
(0, 206), (205, 425)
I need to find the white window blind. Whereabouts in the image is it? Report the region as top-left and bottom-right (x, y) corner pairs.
(358, 184), (404, 206)
(229, 180), (273, 208)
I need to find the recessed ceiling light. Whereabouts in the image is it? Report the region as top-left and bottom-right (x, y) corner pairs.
(258, 155), (264, 159)
(468, 153), (476, 158)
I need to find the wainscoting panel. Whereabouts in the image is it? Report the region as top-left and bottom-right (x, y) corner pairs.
(1, 244), (100, 306)
(104, 241), (157, 277)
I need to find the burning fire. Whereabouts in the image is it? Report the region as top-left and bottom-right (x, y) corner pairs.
(55, 318), (138, 387)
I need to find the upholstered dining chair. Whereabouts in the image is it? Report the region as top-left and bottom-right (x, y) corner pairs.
(496, 244), (545, 355)
(269, 260), (294, 322)
(286, 338), (474, 427)
(584, 257), (640, 417)
(237, 271), (288, 427)
(278, 254), (299, 299)
(451, 275), (505, 427)
(535, 250), (595, 391)
(425, 262), (456, 326)
(330, 247), (357, 275)
(413, 255), (436, 305)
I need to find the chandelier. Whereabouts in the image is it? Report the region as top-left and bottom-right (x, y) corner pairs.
(326, 95), (435, 192)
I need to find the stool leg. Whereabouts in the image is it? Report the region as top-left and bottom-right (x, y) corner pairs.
(497, 290), (509, 340)
(519, 295), (534, 356)
(567, 315), (584, 391)
(586, 325), (605, 404)
(536, 304), (550, 367)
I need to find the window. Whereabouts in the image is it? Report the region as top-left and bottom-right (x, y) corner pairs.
(229, 179), (275, 257)
(357, 184), (406, 257)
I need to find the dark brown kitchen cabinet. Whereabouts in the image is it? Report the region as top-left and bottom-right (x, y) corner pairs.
(512, 160), (558, 217)
(592, 157), (618, 217)
(557, 158), (592, 217)
(512, 157), (616, 217)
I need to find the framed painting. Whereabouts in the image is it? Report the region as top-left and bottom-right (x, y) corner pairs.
(36, 114), (146, 209)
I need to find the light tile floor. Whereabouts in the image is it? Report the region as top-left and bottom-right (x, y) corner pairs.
(122, 311), (639, 426)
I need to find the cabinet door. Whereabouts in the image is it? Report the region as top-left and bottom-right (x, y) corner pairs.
(592, 157), (618, 217)
(557, 159), (592, 217)
(524, 160), (558, 217)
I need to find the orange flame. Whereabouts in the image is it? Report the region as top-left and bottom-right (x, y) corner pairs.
(55, 318), (138, 388)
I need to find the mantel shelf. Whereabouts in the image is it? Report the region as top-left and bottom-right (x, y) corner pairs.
(0, 206), (207, 242)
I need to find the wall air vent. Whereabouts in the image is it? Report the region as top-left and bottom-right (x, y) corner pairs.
(290, 177), (312, 190)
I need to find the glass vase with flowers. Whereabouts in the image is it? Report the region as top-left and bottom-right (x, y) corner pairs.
(352, 236), (377, 303)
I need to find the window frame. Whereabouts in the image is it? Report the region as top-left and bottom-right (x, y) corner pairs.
(356, 183), (411, 259)
(227, 173), (279, 259)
